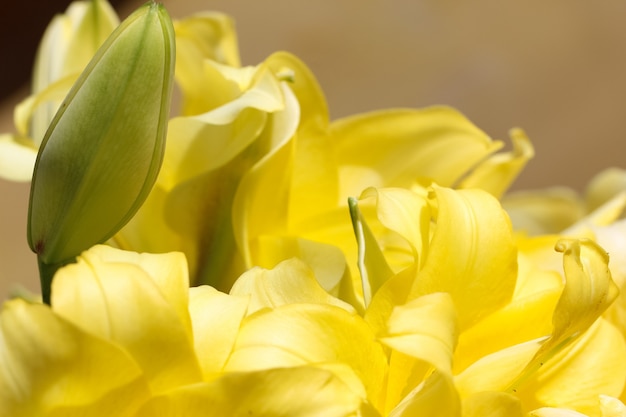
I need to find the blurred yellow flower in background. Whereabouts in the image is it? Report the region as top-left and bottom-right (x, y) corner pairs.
(0, 0), (118, 182)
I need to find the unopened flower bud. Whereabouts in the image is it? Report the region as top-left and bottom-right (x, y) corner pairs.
(28, 2), (175, 302)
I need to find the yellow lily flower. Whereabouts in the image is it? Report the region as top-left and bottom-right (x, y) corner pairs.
(3, 233), (623, 415)
(0, 0), (118, 182)
(503, 167), (626, 236)
(502, 170), (626, 396)
(223, 184), (626, 416)
(0, 245), (367, 416)
(232, 54), (535, 307)
(349, 185), (626, 415)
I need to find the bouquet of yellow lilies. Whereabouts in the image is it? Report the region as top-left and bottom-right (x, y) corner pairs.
(2, 1), (626, 416)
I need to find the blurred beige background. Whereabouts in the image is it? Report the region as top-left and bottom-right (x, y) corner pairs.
(2, 0), (626, 299)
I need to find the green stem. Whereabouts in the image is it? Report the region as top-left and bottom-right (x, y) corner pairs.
(37, 256), (67, 305)
(195, 215), (238, 290)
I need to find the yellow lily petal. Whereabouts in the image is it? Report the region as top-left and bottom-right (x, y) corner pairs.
(365, 267), (417, 336)
(379, 294), (460, 414)
(29, 0), (119, 144)
(350, 188), (430, 328)
(230, 53), (336, 266)
(502, 188), (585, 235)
(0, 300), (149, 417)
(262, 52), (336, 227)
(0, 134), (38, 182)
(593, 220), (626, 341)
(529, 408), (588, 417)
(459, 128), (534, 199)
(135, 367), (365, 417)
(174, 12), (240, 114)
(508, 239), (619, 393)
(599, 395), (626, 417)
(225, 303), (387, 409)
(174, 12), (240, 67)
(15, 75), (77, 142)
(250, 235), (350, 298)
(51, 246), (202, 394)
(383, 350), (430, 414)
(515, 235), (565, 281)
(78, 245), (192, 332)
(113, 183), (182, 255)
(149, 73), (297, 288)
(232, 85), (300, 266)
(360, 186), (431, 271)
(410, 186), (518, 329)
(454, 250), (563, 374)
(264, 52), (329, 134)
(230, 258), (355, 314)
(157, 172), (247, 287)
(380, 292), (458, 377)
(161, 110), (266, 188)
(287, 127), (339, 226)
(592, 220), (626, 286)
(188, 286), (249, 379)
(158, 64), (286, 188)
(191, 63), (284, 125)
(457, 240), (623, 412)
(455, 338), (543, 396)
(562, 192), (626, 236)
(331, 106), (502, 197)
(239, 52), (338, 244)
(585, 167), (626, 213)
(517, 319), (626, 415)
(58, 0), (120, 79)
(32, 0), (119, 90)
(388, 371), (461, 417)
(513, 245), (565, 299)
(264, 53), (337, 224)
(462, 392), (523, 417)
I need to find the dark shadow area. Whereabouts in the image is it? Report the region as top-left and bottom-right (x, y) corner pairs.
(0, 0), (129, 100)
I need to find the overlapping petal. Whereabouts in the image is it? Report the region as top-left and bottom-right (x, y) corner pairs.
(380, 292), (458, 377)
(225, 303), (388, 410)
(50, 246), (202, 394)
(118, 58), (300, 290)
(503, 188), (586, 235)
(462, 392), (523, 417)
(331, 106), (502, 196)
(585, 168), (626, 213)
(517, 319), (626, 415)
(456, 238), (624, 414)
(0, 300), (149, 417)
(230, 258), (355, 314)
(174, 12), (240, 115)
(188, 286), (249, 379)
(458, 128), (534, 199)
(410, 186), (518, 329)
(135, 367), (366, 417)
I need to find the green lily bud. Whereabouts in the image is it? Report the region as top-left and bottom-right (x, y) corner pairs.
(28, 2), (175, 303)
